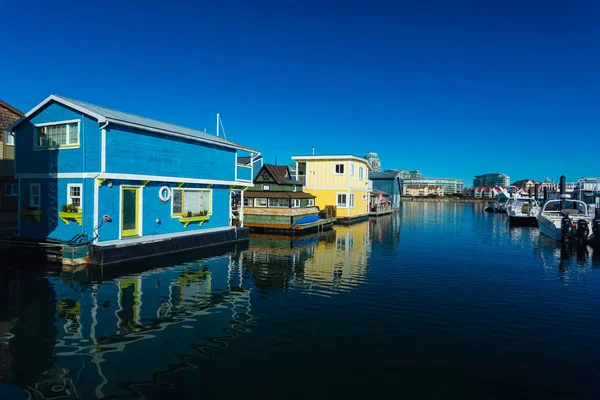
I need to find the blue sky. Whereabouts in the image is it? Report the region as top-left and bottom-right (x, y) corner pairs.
(1, 0), (598, 186)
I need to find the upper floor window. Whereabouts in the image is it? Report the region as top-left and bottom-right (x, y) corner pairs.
(307, 198), (315, 207)
(334, 163), (345, 175)
(6, 133), (15, 146)
(263, 184), (270, 191)
(35, 120), (79, 148)
(350, 164), (355, 176)
(291, 199), (301, 208)
(359, 167), (364, 180)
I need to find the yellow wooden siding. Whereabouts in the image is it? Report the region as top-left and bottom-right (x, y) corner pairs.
(304, 159), (371, 190)
(308, 188), (369, 217)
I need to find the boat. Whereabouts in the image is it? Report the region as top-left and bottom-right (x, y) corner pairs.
(492, 199), (507, 213)
(536, 198), (595, 245)
(506, 197), (540, 227)
(483, 202), (494, 213)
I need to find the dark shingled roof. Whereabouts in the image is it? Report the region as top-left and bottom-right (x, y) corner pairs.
(259, 164), (300, 186)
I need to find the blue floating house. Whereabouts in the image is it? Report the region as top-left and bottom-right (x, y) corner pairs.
(368, 169), (403, 208)
(7, 95), (259, 265)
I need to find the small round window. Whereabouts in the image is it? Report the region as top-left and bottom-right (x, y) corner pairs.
(159, 186), (171, 202)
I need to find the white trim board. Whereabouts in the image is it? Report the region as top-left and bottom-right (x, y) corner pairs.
(95, 225), (235, 247)
(16, 172), (250, 186)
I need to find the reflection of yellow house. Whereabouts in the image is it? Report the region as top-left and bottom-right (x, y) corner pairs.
(292, 155), (372, 223)
(303, 222), (370, 286)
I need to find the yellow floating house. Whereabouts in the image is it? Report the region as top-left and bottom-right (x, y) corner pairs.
(292, 155), (372, 224)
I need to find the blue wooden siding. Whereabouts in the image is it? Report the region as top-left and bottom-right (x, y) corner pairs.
(96, 181), (231, 242)
(14, 102), (101, 174)
(19, 178), (95, 240)
(105, 125), (236, 180)
(237, 165), (252, 181)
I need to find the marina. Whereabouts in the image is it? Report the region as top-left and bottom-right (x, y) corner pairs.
(2, 203), (600, 399)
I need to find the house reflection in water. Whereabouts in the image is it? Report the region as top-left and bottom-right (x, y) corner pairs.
(244, 222), (372, 295)
(0, 250), (255, 399)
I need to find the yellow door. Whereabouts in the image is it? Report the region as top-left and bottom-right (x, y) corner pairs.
(121, 187), (140, 237)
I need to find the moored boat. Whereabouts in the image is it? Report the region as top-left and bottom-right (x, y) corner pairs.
(536, 199), (594, 245)
(506, 197), (540, 227)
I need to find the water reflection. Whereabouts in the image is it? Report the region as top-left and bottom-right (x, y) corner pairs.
(0, 251), (255, 399)
(244, 222), (373, 296)
(3, 207), (600, 399)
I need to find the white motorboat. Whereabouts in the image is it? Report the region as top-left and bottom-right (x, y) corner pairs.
(506, 197), (540, 227)
(536, 199), (594, 245)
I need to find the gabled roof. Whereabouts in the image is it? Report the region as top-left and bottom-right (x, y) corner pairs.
(8, 95), (259, 153)
(0, 100), (24, 116)
(256, 164), (299, 185)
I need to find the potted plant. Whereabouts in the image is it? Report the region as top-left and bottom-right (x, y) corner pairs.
(58, 203), (82, 225)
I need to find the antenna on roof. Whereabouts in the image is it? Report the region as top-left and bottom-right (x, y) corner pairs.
(312, 146), (315, 155)
(275, 156), (278, 165)
(216, 113), (227, 139)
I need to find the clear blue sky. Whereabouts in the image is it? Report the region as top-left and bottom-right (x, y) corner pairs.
(1, 0), (598, 186)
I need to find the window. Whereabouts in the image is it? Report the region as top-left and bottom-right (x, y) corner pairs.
(263, 184), (270, 191)
(171, 188), (211, 216)
(307, 198), (315, 207)
(291, 199), (301, 208)
(268, 198), (289, 208)
(350, 164), (355, 176)
(337, 193), (347, 207)
(6, 133), (15, 146)
(359, 167), (364, 180)
(254, 198), (267, 207)
(334, 163), (345, 175)
(293, 185), (297, 192)
(35, 121), (79, 148)
(4, 183), (18, 197)
(349, 193), (355, 208)
(30, 184), (40, 207)
(67, 184), (82, 209)
(243, 198), (250, 206)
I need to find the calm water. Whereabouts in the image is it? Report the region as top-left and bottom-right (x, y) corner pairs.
(2, 202), (600, 399)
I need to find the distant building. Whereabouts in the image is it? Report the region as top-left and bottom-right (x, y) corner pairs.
(364, 152), (381, 172)
(0, 100), (23, 213)
(511, 179), (541, 191)
(401, 176), (463, 195)
(468, 186), (509, 199)
(404, 184), (444, 197)
(473, 173), (510, 188)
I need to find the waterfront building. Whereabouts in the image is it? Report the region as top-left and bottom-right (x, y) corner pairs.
(0, 100), (23, 214)
(239, 164), (324, 231)
(511, 179), (541, 191)
(468, 186), (508, 199)
(401, 177), (463, 195)
(473, 173), (510, 188)
(404, 184), (444, 197)
(364, 152), (381, 172)
(8, 95), (258, 262)
(292, 155), (372, 224)
(369, 169), (403, 208)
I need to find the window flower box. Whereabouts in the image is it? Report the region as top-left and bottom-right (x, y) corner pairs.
(179, 215), (210, 228)
(58, 211), (83, 226)
(21, 208), (42, 223)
